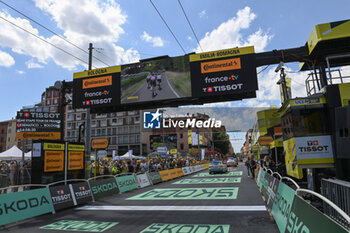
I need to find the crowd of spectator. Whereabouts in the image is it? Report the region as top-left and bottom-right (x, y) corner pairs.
(88, 157), (203, 176)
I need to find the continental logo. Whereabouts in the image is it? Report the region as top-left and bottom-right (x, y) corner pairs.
(91, 138), (109, 149)
(201, 58), (241, 74)
(16, 132), (61, 140)
(83, 76), (112, 89)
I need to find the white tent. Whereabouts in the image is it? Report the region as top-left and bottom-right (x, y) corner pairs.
(119, 151), (139, 159)
(0, 145), (31, 160)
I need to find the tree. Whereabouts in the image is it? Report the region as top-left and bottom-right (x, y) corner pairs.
(213, 131), (230, 155)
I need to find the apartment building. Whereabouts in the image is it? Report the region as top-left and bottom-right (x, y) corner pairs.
(65, 104), (143, 156)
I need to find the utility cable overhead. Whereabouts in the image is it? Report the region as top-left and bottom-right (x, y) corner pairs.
(177, 0), (203, 52)
(0, 15), (97, 68)
(149, 0), (186, 54)
(0, 0), (110, 67)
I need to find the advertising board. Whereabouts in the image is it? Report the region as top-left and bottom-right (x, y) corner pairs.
(0, 188), (53, 226)
(73, 66), (121, 109)
(49, 185), (75, 211)
(44, 150), (64, 172)
(16, 111), (61, 140)
(70, 182), (93, 205)
(136, 173), (151, 188)
(116, 175), (138, 193)
(148, 172), (162, 184)
(89, 177), (119, 200)
(190, 46), (257, 98)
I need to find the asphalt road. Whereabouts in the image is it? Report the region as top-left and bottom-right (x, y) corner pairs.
(122, 72), (179, 103)
(2, 163), (279, 233)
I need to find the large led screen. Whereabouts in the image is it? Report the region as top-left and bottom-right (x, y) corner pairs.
(121, 55), (191, 104)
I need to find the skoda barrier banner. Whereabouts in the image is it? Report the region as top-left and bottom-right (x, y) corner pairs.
(148, 172), (162, 184)
(271, 181), (296, 233)
(0, 188), (53, 226)
(49, 185), (75, 211)
(289, 196), (348, 233)
(136, 173), (151, 188)
(89, 177), (119, 200)
(140, 223), (230, 233)
(70, 182), (93, 205)
(116, 175), (138, 193)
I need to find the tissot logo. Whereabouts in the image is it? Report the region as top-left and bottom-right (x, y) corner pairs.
(83, 98), (112, 106)
(203, 84), (243, 93)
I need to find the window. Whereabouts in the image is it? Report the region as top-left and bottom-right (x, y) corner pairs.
(97, 129), (101, 136)
(8, 128), (11, 133)
(117, 112), (126, 117)
(47, 100), (50, 105)
(91, 129), (95, 136)
(112, 128), (117, 135)
(8, 137), (10, 142)
(107, 128), (111, 136)
(111, 137), (117, 144)
(54, 91), (59, 97)
(54, 99), (58, 104)
(180, 133), (183, 139)
(8, 122), (12, 127)
(136, 135), (140, 143)
(47, 91), (51, 97)
(101, 128), (106, 136)
(180, 144), (184, 150)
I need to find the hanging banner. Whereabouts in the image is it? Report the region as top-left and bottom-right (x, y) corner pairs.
(73, 66), (121, 109)
(190, 46), (257, 98)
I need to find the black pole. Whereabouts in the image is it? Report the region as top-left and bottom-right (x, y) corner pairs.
(60, 81), (66, 141)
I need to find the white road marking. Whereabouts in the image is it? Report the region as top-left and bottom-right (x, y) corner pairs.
(77, 205), (267, 211)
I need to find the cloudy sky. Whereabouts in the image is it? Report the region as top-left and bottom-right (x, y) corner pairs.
(0, 0), (349, 150)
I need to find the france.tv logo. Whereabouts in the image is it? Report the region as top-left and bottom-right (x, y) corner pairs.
(143, 109), (162, 129)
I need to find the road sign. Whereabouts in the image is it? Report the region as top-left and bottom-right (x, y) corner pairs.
(91, 138), (109, 149)
(16, 111), (61, 140)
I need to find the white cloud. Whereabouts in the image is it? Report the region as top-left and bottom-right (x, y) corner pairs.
(0, 50), (15, 67)
(199, 10), (206, 18)
(141, 31), (164, 47)
(187, 36), (193, 41)
(26, 59), (43, 69)
(197, 7), (273, 52)
(0, 0), (140, 70)
(17, 70), (25, 74)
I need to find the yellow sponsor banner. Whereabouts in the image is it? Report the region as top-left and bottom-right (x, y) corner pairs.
(159, 170), (172, 182)
(68, 144), (85, 151)
(204, 163), (210, 169)
(68, 151), (84, 170)
(190, 46), (255, 62)
(16, 132), (61, 140)
(44, 151), (64, 172)
(170, 149), (178, 154)
(44, 143), (65, 151)
(73, 65), (121, 79)
(188, 130), (192, 144)
(200, 57), (241, 74)
(82, 75), (112, 89)
(284, 138), (303, 179)
(175, 168), (184, 177)
(298, 158), (335, 165)
(168, 169), (178, 179)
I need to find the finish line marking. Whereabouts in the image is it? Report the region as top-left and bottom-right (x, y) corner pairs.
(77, 205), (267, 211)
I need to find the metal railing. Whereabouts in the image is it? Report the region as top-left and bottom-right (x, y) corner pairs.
(321, 178), (350, 230)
